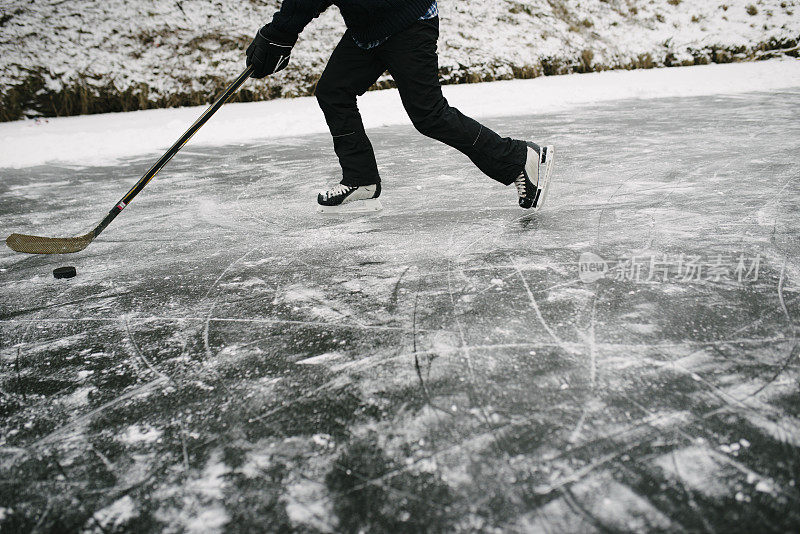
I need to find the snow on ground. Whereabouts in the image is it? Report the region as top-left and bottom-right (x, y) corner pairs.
(1, 57), (799, 168)
(1, 0), (798, 120)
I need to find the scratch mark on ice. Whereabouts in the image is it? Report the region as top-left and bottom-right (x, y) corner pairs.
(33, 377), (168, 448)
(511, 257), (578, 356)
(569, 298), (599, 444)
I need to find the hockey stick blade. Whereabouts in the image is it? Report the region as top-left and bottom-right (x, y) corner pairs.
(5, 65), (254, 256)
(6, 232), (95, 254)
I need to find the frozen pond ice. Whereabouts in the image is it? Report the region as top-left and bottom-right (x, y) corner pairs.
(1, 90), (799, 532)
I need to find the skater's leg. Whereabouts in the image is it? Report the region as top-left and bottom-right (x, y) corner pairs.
(379, 18), (527, 185)
(315, 32), (387, 186)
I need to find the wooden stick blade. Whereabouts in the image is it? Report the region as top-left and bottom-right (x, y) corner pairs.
(6, 233), (94, 254)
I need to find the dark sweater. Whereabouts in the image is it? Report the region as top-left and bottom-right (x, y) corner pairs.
(268, 0), (435, 45)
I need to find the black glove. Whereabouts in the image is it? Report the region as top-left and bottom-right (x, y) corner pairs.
(246, 25), (298, 79)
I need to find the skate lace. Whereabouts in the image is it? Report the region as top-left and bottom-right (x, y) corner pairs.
(324, 183), (355, 200)
(514, 173), (528, 198)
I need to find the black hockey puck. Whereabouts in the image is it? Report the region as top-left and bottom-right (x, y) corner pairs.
(53, 266), (77, 279)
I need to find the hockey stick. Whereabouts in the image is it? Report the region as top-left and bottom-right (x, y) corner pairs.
(5, 65), (255, 255)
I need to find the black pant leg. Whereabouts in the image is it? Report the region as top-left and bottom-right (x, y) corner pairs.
(315, 32), (387, 186)
(379, 18), (527, 185)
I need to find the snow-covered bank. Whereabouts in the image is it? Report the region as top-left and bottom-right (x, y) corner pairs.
(1, 0), (798, 122)
(1, 58), (799, 169)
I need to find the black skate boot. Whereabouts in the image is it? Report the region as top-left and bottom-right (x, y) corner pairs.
(515, 142), (555, 211)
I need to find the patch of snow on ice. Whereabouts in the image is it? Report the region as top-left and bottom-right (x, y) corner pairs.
(63, 386), (93, 409)
(185, 508), (230, 534)
(92, 496), (137, 531)
(283, 480), (335, 533)
(177, 452), (232, 533)
(655, 446), (734, 498)
(120, 423), (162, 444)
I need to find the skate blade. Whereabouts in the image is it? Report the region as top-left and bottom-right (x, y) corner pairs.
(533, 146), (555, 212)
(317, 198), (384, 215)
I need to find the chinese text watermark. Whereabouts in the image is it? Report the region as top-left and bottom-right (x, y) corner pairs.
(579, 252), (762, 284)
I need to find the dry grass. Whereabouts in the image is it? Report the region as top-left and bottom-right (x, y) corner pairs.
(0, 70), (279, 123)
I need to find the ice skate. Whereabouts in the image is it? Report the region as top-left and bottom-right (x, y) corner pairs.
(316, 183), (383, 214)
(515, 143), (555, 211)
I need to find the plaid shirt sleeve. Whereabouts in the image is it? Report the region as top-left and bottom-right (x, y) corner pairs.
(419, 1), (439, 20)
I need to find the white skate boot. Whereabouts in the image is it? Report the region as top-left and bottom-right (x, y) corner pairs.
(515, 143), (555, 211)
(317, 183), (383, 214)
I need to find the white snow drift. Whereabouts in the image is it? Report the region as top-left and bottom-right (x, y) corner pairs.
(0, 58), (799, 169)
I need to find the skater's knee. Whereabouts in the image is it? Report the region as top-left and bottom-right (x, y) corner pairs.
(410, 111), (441, 137)
(408, 99), (449, 138)
(411, 112), (447, 138)
(313, 74), (334, 102)
(314, 74), (356, 107)
(314, 74), (344, 103)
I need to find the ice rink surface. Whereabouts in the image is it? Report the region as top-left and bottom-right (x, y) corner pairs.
(1, 89), (799, 532)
